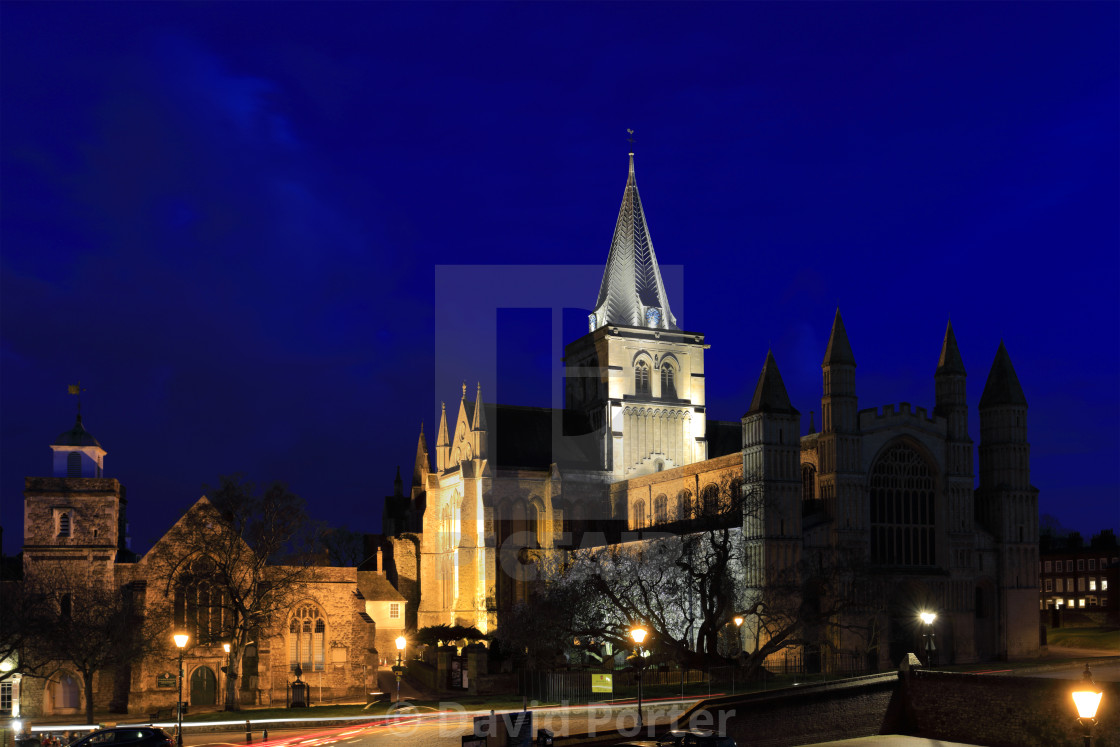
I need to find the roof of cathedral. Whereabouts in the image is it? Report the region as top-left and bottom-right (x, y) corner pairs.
(590, 154), (678, 331)
(936, 320), (967, 376)
(823, 309), (856, 366)
(979, 341), (1027, 408)
(747, 350), (798, 415)
(357, 570), (405, 602)
(706, 420), (743, 458)
(53, 414), (102, 448)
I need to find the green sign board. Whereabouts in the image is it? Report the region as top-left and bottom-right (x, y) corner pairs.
(591, 673), (613, 693)
(156, 673), (176, 689)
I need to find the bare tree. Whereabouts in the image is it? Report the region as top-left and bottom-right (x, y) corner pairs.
(24, 566), (162, 724)
(0, 575), (59, 685)
(148, 475), (318, 711)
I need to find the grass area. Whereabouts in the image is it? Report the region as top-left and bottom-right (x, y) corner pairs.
(1045, 626), (1120, 650)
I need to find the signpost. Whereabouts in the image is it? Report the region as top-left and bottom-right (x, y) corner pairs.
(591, 673), (613, 694)
(156, 673), (177, 689)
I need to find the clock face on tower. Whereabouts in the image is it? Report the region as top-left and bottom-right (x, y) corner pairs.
(588, 313), (597, 333)
(646, 308), (661, 328)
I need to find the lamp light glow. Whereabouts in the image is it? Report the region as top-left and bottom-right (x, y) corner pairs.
(1073, 663), (1103, 720)
(395, 636), (407, 651)
(630, 626), (647, 645)
(919, 611), (936, 625)
(733, 616), (744, 627)
(173, 633), (189, 649)
(222, 642), (230, 653)
(0, 660), (13, 672)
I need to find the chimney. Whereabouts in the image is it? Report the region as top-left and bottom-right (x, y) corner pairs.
(376, 547), (383, 574)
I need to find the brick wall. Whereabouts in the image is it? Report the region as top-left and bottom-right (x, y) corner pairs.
(906, 669), (1118, 747)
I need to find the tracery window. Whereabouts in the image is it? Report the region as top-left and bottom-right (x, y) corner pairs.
(700, 484), (720, 516)
(675, 490), (691, 521)
(661, 365), (676, 399)
(635, 361), (651, 396)
(633, 499), (647, 529)
(174, 565), (228, 644)
(869, 442), (936, 566)
(801, 465), (816, 501)
(653, 494), (668, 525)
(289, 605), (325, 672)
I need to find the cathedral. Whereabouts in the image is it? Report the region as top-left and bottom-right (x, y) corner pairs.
(398, 152), (1040, 666)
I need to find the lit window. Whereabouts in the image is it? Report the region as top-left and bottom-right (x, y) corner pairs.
(1089, 579), (1097, 591)
(389, 603), (400, 619)
(1078, 599), (1086, 608)
(1102, 579), (1109, 591)
(289, 605), (325, 672)
(1045, 579), (1052, 592)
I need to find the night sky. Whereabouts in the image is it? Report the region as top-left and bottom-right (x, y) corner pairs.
(2, 2), (1116, 555)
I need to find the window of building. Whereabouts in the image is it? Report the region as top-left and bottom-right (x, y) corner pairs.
(1068, 598), (1075, 607)
(1078, 599), (1086, 608)
(869, 442), (936, 567)
(67, 452), (82, 478)
(58, 511), (71, 538)
(1044, 560), (1051, 572)
(175, 576), (228, 645)
(802, 465), (816, 501)
(1102, 558), (1108, 568)
(1045, 579), (1052, 592)
(1089, 579), (1097, 591)
(1067, 560), (1074, 571)
(1089, 559), (1096, 570)
(1103, 579), (1109, 591)
(1078, 578), (1086, 592)
(1078, 559), (1085, 571)
(389, 603), (400, 619)
(675, 490), (691, 521)
(635, 361), (651, 396)
(653, 494), (668, 525)
(289, 605), (325, 672)
(661, 365), (676, 399)
(633, 499), (646, 529)
(700, 484), (721, 517)
(0, 681), (11, 715)
(1088, 596), (1098, 606)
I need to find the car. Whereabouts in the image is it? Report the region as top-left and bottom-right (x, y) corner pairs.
(67, 728), (173, 747)
(614, 730), (737, 747)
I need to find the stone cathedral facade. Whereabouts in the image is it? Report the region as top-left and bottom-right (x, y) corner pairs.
(401, 153), (1040, 666)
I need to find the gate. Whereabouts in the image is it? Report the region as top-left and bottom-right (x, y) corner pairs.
(190, 666), (217, 705)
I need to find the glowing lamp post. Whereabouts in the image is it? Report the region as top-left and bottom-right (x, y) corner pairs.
(1072, 663), (1104, 747)
(392, 636), (407, 706)
(918, 611), (937, 667)
(173, 632), (190, 747)
(630, 626), (648, 729)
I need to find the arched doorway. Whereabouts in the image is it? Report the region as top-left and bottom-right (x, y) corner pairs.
(190, 666), (217, 706)
(53, 674), (80, 714)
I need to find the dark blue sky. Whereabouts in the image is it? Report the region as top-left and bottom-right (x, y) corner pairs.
(2, 2), (1117, 553)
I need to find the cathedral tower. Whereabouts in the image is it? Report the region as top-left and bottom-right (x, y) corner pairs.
(817, 310), (863, 543)
(977, 341), (1039, 657)
(742, 351), (802, 593)
(564, 153), (708, 480)
(935, 321), (975, 538)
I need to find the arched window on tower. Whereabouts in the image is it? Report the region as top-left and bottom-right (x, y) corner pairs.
(661, 365), (676, 399)
(635, 361), (651, 396)
(67, 452), (82, 478)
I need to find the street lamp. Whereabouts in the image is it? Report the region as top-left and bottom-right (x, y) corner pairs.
(1072, 663), (1104, 747)
(918, 611), (936, 667)
(173, 632), (190, 747)
(221, 642), (231, 711)
(392, 636), (407, 707)
(630, 626), (648, 730)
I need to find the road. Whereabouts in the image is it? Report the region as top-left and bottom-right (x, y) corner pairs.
(180, 699), (696, 747)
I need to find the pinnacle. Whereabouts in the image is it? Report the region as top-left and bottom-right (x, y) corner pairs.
(936, 320), (966, 376)
(823, 309), (856, 367)
(979, 340), (1027, 408)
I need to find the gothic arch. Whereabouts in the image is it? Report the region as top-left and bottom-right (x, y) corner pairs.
(655, 351), (681, 369)
(630, 350), (654, 368)
(867, 438), (940, 567)
(288, 601), (327, 673)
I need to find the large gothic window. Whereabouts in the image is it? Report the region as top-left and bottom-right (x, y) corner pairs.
(675, 490), (691, 520)
(175, 565), (228, 645)
(653, 494), (668, 525)
(635, 361), (651, 396)
(870, 442), (936, 567)
(289, 605), (325, 672)
(661, 365), (676, 399)
(802, 465), (817, 501)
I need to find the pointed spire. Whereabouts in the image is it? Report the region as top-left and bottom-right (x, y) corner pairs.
(589, 154), (678, 331)
(393, 465), (403, 496)
(413, 423), (430, 485)
(471, 382), (487, 430)
(748, 351), (798, 414)
(936, 320), (967, 376)
(823, 308), (856, 366)
(436, 402), (450, 446)
(979, 341), (1027, 408)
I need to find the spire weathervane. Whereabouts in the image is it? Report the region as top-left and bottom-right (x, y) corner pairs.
(626, 128), (635, 153)
(68, 382), (86, 416)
